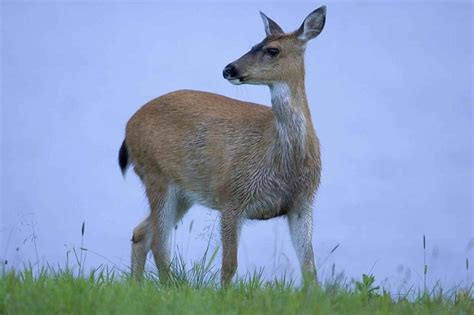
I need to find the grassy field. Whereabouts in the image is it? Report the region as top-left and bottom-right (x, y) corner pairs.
(1, 229), (472, 314)
(1, 263), (473, 315)
(1, 226), (472, 314)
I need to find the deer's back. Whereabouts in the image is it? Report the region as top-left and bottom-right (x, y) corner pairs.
(125, 90), (275, 208)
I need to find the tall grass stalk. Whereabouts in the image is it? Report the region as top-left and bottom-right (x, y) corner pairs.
(423, 234), (427, 293)
(80, 221), (86, 275)
(467, 258), (470, 288)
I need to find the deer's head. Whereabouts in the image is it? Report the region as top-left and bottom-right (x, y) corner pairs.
(223, 6), (326, 86)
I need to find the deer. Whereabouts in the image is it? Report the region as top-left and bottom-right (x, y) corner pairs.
(119, 6), (326, 286)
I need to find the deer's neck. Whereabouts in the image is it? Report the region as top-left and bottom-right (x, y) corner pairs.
(269, 81), (312, 159)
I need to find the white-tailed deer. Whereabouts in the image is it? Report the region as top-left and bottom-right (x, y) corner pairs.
(119, 6), (326, 285)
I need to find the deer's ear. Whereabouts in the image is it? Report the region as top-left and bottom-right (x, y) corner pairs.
(296, 6), (326, 42)
(260, 11), (284, 36)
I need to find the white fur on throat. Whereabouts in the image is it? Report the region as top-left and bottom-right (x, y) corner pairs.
(270, 83), (307, 152)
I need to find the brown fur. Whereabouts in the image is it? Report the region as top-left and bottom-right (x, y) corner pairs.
(122, 6), (327, 285)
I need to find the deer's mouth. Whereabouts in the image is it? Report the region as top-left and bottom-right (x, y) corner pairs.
(228, 76), (248, 85)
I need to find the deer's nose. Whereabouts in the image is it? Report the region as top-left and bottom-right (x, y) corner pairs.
(223, 64), (237, 79)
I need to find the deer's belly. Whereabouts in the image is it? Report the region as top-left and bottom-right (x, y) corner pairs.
(244, 203), (289, 220)
(241, 172), (315, 220)
(242, 187), (296, 221)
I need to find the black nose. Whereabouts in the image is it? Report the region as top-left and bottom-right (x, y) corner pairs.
(223, 63), (237, 79)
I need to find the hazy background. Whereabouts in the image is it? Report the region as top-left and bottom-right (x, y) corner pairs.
(1, 0), (472, 289)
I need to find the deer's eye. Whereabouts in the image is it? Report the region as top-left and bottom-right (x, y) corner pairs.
(265, 47), (280, 56)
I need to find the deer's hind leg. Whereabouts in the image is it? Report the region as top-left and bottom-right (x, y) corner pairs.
(130, 173), (172, 282)
(130, 167), (157, 282)
(146, 182), (191, 283)
(131, 215), (152, 281)
(220, 210), (244, 286)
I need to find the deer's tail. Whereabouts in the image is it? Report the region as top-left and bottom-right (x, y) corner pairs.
(118, 139), (129, 176)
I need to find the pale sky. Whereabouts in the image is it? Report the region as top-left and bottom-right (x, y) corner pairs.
(1, 0), (472, 288)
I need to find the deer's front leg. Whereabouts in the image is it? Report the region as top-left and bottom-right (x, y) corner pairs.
(220, 211), (241, 287)
(287, 201), (316, 282)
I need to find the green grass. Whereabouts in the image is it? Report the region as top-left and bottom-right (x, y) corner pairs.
(1, 225), (472, 314)
(1, 264), (472, 315)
